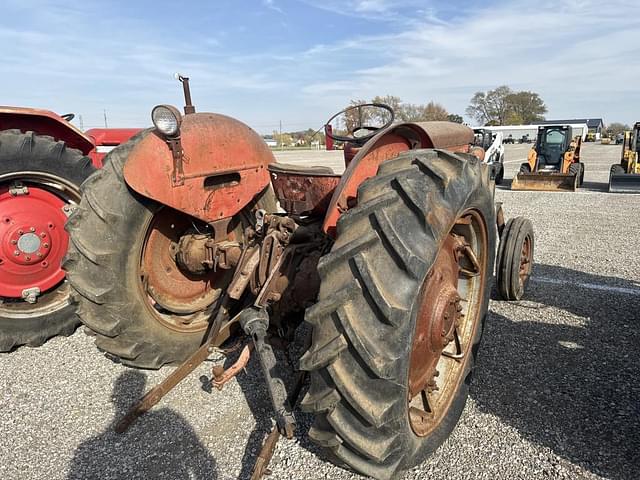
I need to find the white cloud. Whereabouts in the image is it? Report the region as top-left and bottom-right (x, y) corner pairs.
(296, 0), (640, 124)
(2, 0), (638, 130)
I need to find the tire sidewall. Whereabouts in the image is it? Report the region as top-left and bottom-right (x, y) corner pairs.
(404, 183), (497, 464)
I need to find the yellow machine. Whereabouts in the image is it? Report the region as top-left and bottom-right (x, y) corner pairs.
(609, 123), (640, 193)
(512, 125), (584, 191)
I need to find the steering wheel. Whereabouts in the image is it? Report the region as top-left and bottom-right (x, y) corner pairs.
(61, 113), (75, 122)
(324, 103), (394, 145)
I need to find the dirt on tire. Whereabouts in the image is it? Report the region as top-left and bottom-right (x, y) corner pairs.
(300, 149), (496, 479)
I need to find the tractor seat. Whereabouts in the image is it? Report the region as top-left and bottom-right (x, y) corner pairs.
(268, 162), (337, 176)
(267, 163), (341, 216)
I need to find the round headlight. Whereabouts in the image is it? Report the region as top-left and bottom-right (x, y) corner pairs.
(151, 104), (182, 137)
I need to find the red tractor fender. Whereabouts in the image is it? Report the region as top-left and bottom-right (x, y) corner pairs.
(322, 121), (475, 236)
(123, 113), (274, 223)
(0, 106), (95, 157)
(85, 128), (142, 167)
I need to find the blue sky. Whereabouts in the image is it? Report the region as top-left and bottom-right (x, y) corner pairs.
(2, 0), (639, 132)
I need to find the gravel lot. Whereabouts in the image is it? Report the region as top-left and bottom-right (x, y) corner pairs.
(1, 143), (638, 480)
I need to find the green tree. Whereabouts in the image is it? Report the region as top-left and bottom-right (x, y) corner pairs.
(447, 113), (464, 124)
(466, 86), (513, 125)
(505, 91), (547, 124)
(466, 86), (548, 125)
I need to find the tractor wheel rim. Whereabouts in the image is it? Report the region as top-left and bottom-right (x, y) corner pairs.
(0, 173), (80, 316)
(518, 235), (532, 289)
(138, 208), (240, 334)
(408, 209), (488, 437)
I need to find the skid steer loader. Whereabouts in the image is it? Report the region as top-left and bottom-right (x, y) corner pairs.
(512, 125), (584, 191)
(609, 123), (640, 193)
(474, 128), (505, 184)
(64, 78), (534, 480)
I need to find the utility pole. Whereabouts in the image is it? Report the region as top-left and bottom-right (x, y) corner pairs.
(79, 115), (84, 130)
(279, 120), (283, 151)
(103, 109), (108, 128)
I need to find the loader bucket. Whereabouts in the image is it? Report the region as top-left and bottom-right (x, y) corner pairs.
(511, 173), (577, 192)
(609, 173), (640, 193)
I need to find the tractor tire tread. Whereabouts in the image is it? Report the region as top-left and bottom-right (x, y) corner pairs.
(303, 148), (496, 479)
(0, 129), (95, 351)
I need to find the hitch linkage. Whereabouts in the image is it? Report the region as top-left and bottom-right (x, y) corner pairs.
(240, 307), (296, 438)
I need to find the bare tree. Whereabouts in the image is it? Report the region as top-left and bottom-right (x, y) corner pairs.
(505, 91), (547, 124)
(466, 86), (513, 125)
(605, 122), (630, 137)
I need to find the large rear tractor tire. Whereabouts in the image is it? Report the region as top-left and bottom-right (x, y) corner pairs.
(300, 149), (496, 479)
(64, 131), (277, 369)
(0, 129), (95, 351)
(495, 217), (534, 301)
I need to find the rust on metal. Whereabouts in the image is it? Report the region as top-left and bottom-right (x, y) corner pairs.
(408, 234), (462, 399)
(116, 303), (233, 433)
(519, 235), (533, 290)
(407, 209), (488, 437)
(141, 211), (228, 323)
(123, 113), (274, 224)
(212, 343), (253, 390)
(268, 164), (341, 215)
(323, 121), (475, 235)
(511, 172), (577, 191)
(251, 427), (280, 480)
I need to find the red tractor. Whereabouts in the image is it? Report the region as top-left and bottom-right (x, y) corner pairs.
(0, 106), (139, 351)
(64, 80), (534, 479)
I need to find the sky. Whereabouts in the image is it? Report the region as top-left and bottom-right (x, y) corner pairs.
(2, 0), (639, 133)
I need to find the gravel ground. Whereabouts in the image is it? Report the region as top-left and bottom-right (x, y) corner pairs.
(1, 143), (638, 480)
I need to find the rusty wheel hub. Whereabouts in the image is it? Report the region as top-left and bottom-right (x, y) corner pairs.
(408, 210), (487, 437)
(140, 210), (235, 333)
(519, 235), (532, 289)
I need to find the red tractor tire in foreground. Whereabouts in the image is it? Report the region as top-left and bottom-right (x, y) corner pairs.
(0, 129), (95, 351)
(300, 150), (496, 479)
(64, 131), (278, 369)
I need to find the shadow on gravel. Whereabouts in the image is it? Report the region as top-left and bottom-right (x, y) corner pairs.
(223, 324), (329, 480)
(477, 264), (640, 479)
(67, 370), (218, 480)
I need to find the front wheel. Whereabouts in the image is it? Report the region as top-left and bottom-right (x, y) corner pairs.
(300, 149), (496, 479)
(0, 129), (95, 351)
(496, 217), (534, 300)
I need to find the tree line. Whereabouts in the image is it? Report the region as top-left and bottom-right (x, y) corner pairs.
(466, 85), (547, 125)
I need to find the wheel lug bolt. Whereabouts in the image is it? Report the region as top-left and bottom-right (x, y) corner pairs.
(36, 253), (42, 258)
(40, 233), (46, 238)
(30, 227), (35, 232)
(11, 239), (17, 245)
(13, 250), (20, 256)
(18, 230), (24, 235)
(25, 256), (31, 261)
(43, 243), (49, 248)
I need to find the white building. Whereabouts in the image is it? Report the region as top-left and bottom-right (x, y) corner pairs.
(480, 123), (589, 142)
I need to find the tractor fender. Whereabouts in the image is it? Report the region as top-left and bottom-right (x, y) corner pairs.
(322, 121), (474, 236)
(123, 112), (274, 224)
(85, 128), (141, 167)
(0, 106), (95, 156)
